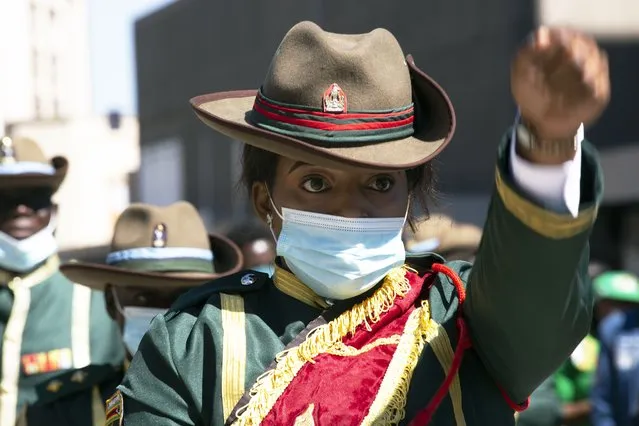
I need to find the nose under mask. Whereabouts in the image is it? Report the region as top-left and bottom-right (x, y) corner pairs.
(265, 189), (408, 300)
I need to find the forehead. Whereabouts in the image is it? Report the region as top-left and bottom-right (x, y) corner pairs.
(276, 158), (398, 176)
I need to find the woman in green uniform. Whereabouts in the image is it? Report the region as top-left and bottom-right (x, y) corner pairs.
(110, 22), (609, 425)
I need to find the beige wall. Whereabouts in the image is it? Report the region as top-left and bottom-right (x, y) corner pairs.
(0, 0), (139, 250)
(11, 116), (140, 250)
(0, 0), (92, 126)
(538, 0), (639, 39)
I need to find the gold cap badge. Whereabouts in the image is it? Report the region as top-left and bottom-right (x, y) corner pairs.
(322, 83), (347, 113)
(46, 380), (63, 393)
(70, 370), (88, 383)
(152, 223), (167, 248)
(0, 136), (16, 165)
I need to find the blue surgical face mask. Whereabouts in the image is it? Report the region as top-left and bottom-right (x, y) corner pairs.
(251, 263), (275, 277)
(0, 213), (58, 272)
(122, 306), (167, 356)
(267, 197), (408, 301)
(110, 287), (167, 356)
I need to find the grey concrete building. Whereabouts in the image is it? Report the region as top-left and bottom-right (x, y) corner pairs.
(133, 0), (639, 270)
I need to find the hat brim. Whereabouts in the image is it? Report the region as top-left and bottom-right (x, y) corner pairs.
(0, 156), (68, 192)
(60, 233), (243, 291)
(190, 55), (456, 171)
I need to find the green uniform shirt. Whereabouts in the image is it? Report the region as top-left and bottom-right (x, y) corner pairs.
(0, 256), (125, 426)
(117, 135), (603, 425)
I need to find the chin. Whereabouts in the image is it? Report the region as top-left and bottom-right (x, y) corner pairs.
(4, 229), (36, 240)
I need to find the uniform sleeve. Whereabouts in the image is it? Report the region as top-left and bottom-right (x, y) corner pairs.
(118, 315), (201, 426)
(463, 129), (602, 403)
(516, 375), (562, 426)
(590, 324), (617, 426)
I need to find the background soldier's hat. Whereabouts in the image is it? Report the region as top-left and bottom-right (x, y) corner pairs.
(593, 271), (639, 304)
(0, 136), (68, 191)
(60, 202), (243, 290)
(404, 214), (483, 256)
(190, 21), (455, 171)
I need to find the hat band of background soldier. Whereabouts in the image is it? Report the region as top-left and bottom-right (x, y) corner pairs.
(105, 247), (215, 273)
(249, 89), (415, 144)
(0, 162), (56, 175)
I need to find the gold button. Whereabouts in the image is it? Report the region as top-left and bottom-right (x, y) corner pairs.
(46, 380), (63, 393)
(70, 371), (87, 383)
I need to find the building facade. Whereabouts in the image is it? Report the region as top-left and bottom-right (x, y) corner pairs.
(134, 0), (639, 270)
(0, 0), (140, 252)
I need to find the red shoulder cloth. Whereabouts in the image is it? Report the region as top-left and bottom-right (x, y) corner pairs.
(232, 264), (528, 425)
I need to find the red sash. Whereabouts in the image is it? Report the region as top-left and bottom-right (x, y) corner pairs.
(230, 264), (527, 425)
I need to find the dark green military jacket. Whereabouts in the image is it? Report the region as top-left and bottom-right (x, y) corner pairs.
(117, 137), (602, 425)
(0, 255), (125, 426)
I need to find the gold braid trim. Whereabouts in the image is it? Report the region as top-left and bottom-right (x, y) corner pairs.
(233, 266), (416, 425)
(361, 300), (439, 425)
(495, 168), (596, 239)
(325, 335), (402, 357)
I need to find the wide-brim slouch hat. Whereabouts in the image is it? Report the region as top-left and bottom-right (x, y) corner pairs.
(191, 21), (455, 170)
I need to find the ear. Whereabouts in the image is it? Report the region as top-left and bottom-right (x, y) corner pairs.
(103, 284), (118, 321)
(251, 182), (271, 225)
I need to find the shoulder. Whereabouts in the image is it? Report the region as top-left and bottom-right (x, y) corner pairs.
(118, 273), (273, 407)
(169, 269), (271, 313)
(140, 270), (272, 349)
(408, 253), (472, 323)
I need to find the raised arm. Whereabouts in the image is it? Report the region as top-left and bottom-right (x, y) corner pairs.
(463, 27), (609, 403)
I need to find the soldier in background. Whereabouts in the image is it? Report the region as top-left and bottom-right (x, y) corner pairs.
(60, 202), (244, 361)
(591, 271), (639, 426)
(226, 221), (276, 273)
(0, 136), (124, 426)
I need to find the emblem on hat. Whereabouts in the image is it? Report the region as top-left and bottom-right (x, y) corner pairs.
(0, 136), (16, 165)
(152, 223), (167, 248)
(323, 83), (347, 113)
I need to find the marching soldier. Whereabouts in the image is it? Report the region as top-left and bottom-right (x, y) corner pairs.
(60, 201), (244, 361)
(112, 22), (608, 425)
(0, 136), (124, 426)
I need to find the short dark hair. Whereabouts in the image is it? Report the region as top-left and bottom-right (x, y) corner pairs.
(226, 220), (272, 247)
(240, 144), (436, 231)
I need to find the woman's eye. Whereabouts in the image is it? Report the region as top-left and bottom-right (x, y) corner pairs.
(369, 176), (394, 192)
(301, 177), (329, 193)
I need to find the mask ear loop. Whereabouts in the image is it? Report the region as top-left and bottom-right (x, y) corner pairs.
(264, 183), (283, 242)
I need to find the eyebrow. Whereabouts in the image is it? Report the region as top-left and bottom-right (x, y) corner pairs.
(288, 161), (310, 174)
